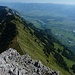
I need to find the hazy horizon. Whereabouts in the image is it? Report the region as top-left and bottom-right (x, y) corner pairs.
(0, 0), (75, 5)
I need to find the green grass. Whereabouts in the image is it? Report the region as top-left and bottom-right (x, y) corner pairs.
(54, 42), (63, 50)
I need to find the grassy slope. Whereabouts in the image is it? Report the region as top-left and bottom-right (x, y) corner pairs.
(10, 16), (75, 75)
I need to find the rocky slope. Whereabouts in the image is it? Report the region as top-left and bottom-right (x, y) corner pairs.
(0, 48), (59, 75)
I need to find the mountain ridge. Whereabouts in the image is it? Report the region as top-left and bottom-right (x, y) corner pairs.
(0, 6), (75, 75)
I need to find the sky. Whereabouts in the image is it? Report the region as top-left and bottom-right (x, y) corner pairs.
(0, 0), (75, 5)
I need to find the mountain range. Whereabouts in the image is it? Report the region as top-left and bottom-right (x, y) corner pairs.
(0, 6), (75, 75)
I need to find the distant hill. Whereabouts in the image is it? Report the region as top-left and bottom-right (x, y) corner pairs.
(2, 3), (75, 19)
(0, 6), (75, 75)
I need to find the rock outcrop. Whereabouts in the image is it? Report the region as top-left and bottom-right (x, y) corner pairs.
(0, 48), (59, 75)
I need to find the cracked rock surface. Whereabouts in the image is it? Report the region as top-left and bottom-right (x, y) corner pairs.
(0, 48), (59, 75)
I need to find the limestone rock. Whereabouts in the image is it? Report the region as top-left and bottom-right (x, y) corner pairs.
(0, 48), (59, 75)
